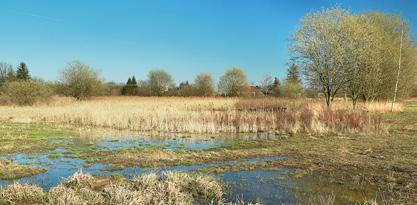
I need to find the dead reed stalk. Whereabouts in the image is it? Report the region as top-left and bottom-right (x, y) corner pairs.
(0, 97), (398, 134)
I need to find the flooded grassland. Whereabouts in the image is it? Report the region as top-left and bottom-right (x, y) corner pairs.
(0, 102), (416, 204)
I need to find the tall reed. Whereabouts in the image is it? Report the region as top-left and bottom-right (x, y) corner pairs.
(0, 97), (398, 134)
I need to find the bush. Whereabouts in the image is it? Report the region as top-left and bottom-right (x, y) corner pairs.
(195, 73), (215, 96)
(281, 81), (303, 98)
(320, 109), (382, 133)
(137, 85), (152, 96)
(59, 61), (102, 99)
(0, 81), (54, 106)
(102, 82), (123, 96)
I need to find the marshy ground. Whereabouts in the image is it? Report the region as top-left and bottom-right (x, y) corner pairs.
(0, 98), (416, 204)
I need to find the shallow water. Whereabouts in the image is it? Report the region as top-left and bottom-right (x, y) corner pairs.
(0, 134), (279, 188)
(0, 134), (379, 204)
(220, 170), (295, 204)
(98, 135), (225, 151)
(0, 150), (283, 190)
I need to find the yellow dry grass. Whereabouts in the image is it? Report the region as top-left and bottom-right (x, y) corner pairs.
(0, 171), (235, 205)
(0, 96), (402, 134)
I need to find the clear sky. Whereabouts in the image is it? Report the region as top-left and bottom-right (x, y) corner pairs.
(0, 0), (416, 84)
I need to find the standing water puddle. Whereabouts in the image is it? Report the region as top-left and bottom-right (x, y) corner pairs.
(98, 135), (225, 151)
(0, 134), (380, 204)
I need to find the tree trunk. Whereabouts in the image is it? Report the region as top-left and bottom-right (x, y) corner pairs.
(391, 23), (404, 112)
(325, 88), (332, 109)
(352, 97), (358, 109)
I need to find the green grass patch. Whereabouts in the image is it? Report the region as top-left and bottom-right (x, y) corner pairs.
(67, 144), (98, 152)
(0, 122), (76, 155)
(47, 154), (61, 159)
(0, 160), (46, 180)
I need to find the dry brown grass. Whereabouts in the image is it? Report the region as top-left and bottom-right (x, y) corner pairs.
(0, 183), (46, 204)
(0, 171), (260, 205)
(0, 96), (402, 134)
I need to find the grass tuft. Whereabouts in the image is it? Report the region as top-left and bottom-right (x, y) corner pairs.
(0, 171), (257, 205)
(0, 160), (46, 180)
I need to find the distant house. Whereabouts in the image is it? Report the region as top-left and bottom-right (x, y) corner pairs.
(249, 85), (264, 97)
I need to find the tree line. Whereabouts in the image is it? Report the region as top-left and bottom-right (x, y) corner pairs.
(0, 59), (306, 104)
(96, 64), (304, 98)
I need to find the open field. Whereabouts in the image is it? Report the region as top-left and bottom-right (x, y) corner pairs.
(0, 97), (415, 204)
(0, 97), (399, 134)
(1, 1), (416, 204)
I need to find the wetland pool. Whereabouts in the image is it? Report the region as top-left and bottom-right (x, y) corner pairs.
(0, 133), (379, 204)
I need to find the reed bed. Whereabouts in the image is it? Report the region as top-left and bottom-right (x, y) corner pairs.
(0, 97), (401, 134)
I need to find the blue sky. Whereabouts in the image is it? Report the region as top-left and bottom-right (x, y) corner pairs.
(0, 0), (416, 84)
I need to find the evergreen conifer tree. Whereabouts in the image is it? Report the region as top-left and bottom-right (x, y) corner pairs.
(273, 77), (281, 96)
(16, 62), (30, 80)
(130, 76), (138, 95)
(122, 76), (138, 95)
(287, 64), (300, 84)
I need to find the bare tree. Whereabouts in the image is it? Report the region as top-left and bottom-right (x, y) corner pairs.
(147, 69), (174, 96)
(218, 67), (249, 97)
(59, 61), (102, 99)
(194, 73), (214, 96)
(259, 74), (274, 96)
(290, 8), (350, 108)
(0, 62), (12, 86)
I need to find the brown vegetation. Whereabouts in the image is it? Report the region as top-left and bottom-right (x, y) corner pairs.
(0, 97), (399, 134)
(0, 171), (258, 205)
(0, 81), (54, 106)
